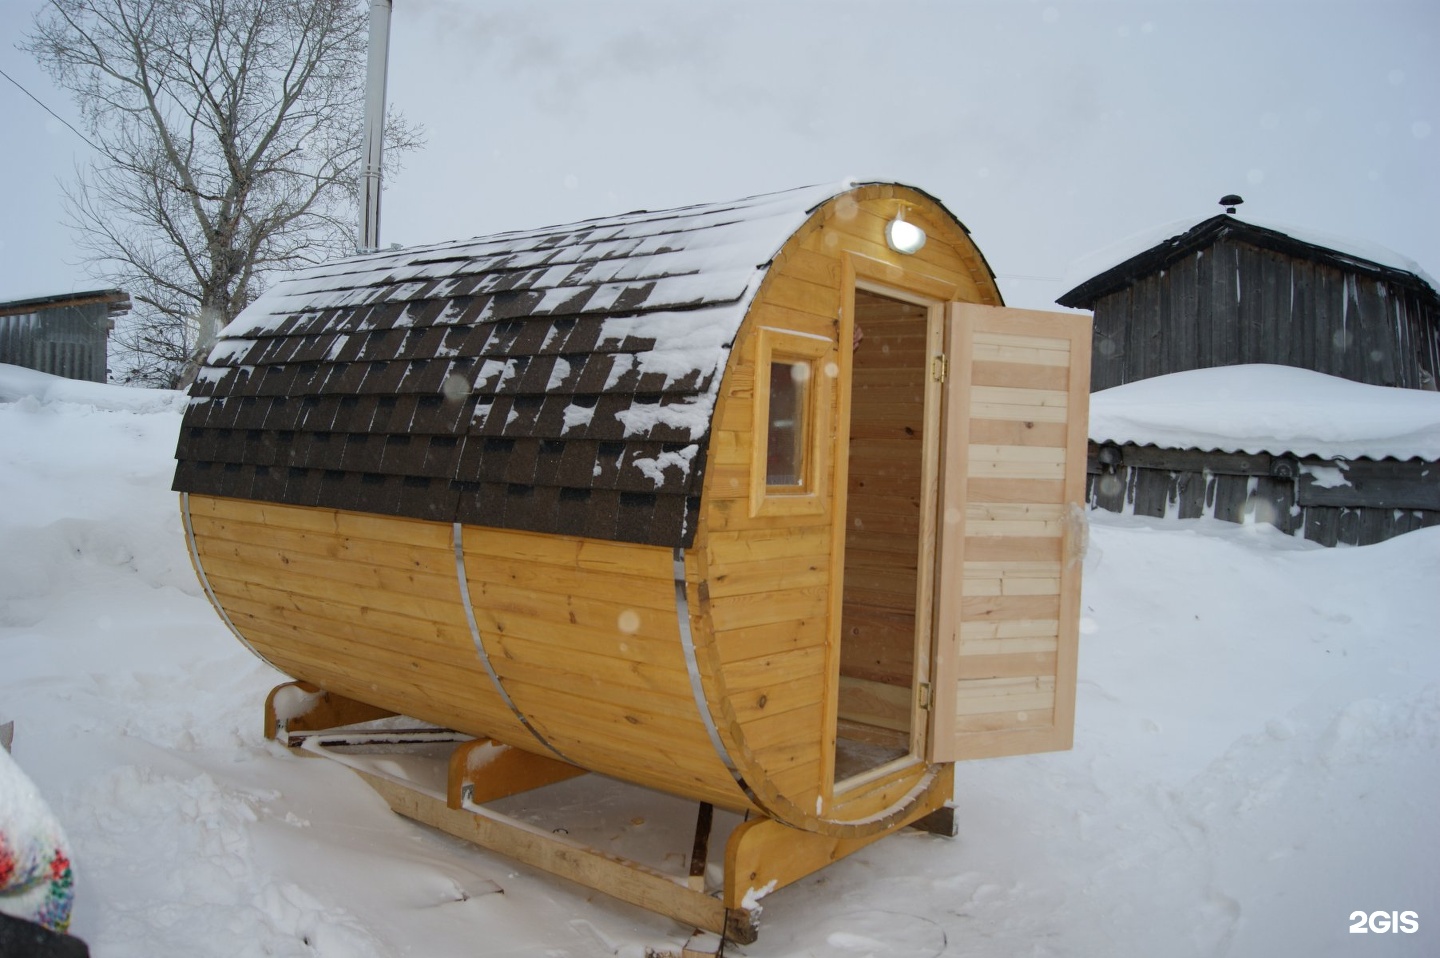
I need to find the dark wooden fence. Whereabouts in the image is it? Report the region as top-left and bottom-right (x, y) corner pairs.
(1087, 442), (1440, 546)
(0, 290), (128, 384)
(1085, 236), (1438, 392)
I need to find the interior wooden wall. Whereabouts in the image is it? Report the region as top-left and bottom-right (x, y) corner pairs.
(836, 291), (927, 738)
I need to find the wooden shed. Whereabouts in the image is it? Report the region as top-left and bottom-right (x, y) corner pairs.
(1058, 211), (1440, 392)
(173, 182), (1091, 939)
(0, 289), (129, 383)
(1060, 208), (1439, 547)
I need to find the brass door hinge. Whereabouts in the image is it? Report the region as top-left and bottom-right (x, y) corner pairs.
(918, 682), (933, 711)
(931, 354), (947, 383)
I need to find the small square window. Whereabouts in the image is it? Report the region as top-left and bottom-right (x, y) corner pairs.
(751, 328), (831, 517)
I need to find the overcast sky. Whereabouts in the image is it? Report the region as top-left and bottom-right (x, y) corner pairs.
(3, 0), (1436, 311)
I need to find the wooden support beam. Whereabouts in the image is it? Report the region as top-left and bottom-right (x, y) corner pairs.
(446, 738), (586, 809)
(357, 771), (749, 941)
(722, 779), (951, 912)
(295, 711), (954, 948)
(908, 803), (958, 837)
(688, 802), (715, 892)
(263, 681), (396, 742)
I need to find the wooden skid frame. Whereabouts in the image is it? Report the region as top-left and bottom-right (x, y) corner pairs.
(266, 682), (955, 945)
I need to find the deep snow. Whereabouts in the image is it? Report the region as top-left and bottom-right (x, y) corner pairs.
(1, 362), (1436, 957)
(1089, 364), (1440, 460)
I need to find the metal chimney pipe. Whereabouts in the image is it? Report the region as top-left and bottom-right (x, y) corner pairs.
(359, 0), (393, 252)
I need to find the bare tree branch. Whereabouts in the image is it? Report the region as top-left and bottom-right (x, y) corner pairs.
(24, 0), (423, 387)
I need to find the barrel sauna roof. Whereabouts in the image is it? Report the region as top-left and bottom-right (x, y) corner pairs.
(174, 182), (951, 547)
(1059, 213), (1440, 310)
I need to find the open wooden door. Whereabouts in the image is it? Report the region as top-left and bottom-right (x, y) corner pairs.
(928, 304), (1091, 762)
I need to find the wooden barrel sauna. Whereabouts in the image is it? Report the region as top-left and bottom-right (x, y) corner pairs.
(174, 182), (1091, 840)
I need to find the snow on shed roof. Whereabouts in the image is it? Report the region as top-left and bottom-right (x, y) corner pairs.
(173, 181), (857, 547)
(1089, 364), (1440, 461)
(1058, 213), (1440, 310)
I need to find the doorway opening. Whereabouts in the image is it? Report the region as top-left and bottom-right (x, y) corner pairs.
(833, 287), (935, 786)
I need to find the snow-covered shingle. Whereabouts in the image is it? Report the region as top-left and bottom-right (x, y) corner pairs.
(174, 182), (851, 547)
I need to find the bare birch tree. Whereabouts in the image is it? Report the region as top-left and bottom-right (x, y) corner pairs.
(24, 0), (422, 386)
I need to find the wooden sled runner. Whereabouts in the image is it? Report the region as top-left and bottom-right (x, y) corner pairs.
(269, 681), (956, 946)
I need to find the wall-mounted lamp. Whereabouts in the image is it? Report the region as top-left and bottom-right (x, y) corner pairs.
(885, 209), (926, 255)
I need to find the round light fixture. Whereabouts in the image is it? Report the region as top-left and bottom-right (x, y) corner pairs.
(885, 210), (926, 254)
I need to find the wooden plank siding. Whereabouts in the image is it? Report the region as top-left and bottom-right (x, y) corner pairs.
(188, 493), (749, 810)
(931, 307), (1090, 762)
(458, 526), (746, 809)
(1087, 443), (1440, 546)
(1089, 237), (1439, 392)
(182, 184), (1027, 842)
(839, 291), (926, 692)
(690, 186), (998, 832)
(690, 218), (840, 824)
(1081, 221), (1439, 548)
(187, 494), (534, 744)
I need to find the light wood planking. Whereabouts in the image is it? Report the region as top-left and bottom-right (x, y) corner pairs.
(930, 304), (1089, 763)
(696, 185), (997, 832)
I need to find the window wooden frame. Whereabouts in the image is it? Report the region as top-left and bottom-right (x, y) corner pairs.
(749, 327), (833, 518)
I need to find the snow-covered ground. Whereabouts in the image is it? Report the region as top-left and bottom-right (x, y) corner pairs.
(2, 361), (1436, 957)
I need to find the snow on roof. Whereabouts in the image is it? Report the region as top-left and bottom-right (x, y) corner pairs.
(1089, 364), (1440, 461)
(221, 182), (851, 340)
(1062, 213), (1438, 307)
(1063, 215), (1200, 291)
(176, 181), (862, 548)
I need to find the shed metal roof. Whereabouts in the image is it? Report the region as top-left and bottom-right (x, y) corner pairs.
(173, 182), (856, 547)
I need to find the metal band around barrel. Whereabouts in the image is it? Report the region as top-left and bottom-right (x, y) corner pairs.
(452, 522), (570, 762)
(180, 493), (272, 666)
(674, 547), (760, 805)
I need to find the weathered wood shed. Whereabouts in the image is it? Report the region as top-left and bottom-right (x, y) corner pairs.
(0, 289), (129, 383)
(172, 182), (1091, 936)
(1061, 210), (1439, 546)
(1058, 212), (1440, 392)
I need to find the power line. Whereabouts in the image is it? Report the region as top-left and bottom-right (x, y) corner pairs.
(0, 64), (101, 153)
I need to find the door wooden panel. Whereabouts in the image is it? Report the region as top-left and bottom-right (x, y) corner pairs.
(929, 304), (1091, 761)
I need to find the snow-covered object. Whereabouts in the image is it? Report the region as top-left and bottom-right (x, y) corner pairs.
(178, 182), (878, 549)
(1061, 211), (1440, 401)
(1089, 364), (1440, 460)
(170, 181), (1091, 868)
(1065, 213), (1439, 297)
(0, 362), (184, 415)
(0, 747), (75, 932)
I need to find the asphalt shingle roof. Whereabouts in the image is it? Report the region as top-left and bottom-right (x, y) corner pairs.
(173, 183), (850, 547)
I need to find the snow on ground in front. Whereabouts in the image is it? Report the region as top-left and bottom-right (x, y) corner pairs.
(1, 366), (1436, 957)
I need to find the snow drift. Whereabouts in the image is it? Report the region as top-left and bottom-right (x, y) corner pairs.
(1, 362), (1436, 957)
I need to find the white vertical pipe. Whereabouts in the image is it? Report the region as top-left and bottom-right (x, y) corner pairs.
(359, 0), (393, 252)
